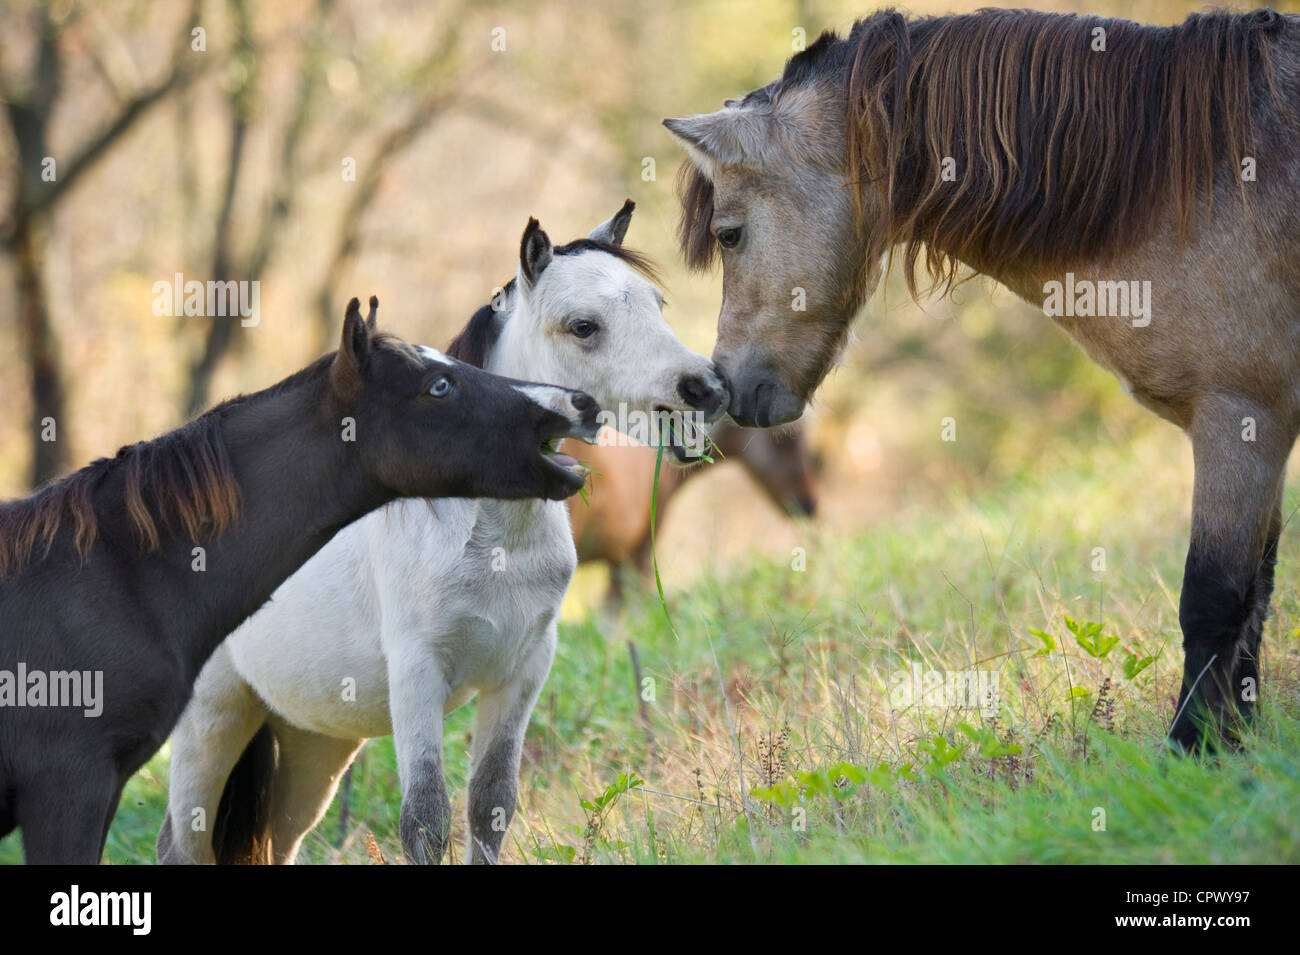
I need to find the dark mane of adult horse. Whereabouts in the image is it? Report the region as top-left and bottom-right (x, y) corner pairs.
(678, 8), (1283, 290)
(664, 7), (1300, 751)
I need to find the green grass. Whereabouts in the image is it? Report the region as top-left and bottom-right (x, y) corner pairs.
(3, 423), (1298, 864)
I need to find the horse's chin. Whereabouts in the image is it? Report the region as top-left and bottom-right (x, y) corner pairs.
(668, 441), (707, 467)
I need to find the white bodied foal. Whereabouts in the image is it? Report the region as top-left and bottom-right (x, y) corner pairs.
(159, 202), (727, 864)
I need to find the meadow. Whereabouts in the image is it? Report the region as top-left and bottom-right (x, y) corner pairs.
(5, 403), (1295, 865)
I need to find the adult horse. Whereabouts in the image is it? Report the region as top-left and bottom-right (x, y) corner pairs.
(664, 7), (1299, 750)
(0, 297), (599, 863)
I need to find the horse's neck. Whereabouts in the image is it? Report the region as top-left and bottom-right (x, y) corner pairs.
(481, 291), (537, 383)
(174, 375), (389, 676)
(473, 496), (561, 547)
(464, 293), (561, 538)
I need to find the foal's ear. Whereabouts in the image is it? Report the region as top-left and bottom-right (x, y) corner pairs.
(588, 199), (635, 247)
(519, 217), (553, 287)
(333, 296), (372, 396)
(365, 294), (379, 331)
(663, 105), (770, 176)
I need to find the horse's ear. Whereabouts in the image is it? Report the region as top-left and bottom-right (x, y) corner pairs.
(333, 296), (371, 397)
(365, 294), (379, 331)
(663, 106), (770, 176)
(519, 217), (553, 287)
(589, 199), (634, 246)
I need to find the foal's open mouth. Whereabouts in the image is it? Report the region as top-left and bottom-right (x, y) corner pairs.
(654, 406), (711, 465)
(540, 438), (590, 484)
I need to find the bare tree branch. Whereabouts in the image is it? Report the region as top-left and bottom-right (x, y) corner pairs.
(28, 3), (204, 216)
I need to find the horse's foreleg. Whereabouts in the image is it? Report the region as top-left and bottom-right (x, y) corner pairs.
(387, 645), (451, 864)
(466, 630), (556, 865)
(1233, 488), (1281, 728)
(1171, 397), (1291, 752)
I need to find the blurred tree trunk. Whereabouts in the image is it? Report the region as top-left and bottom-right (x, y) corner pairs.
(4, 8), (65, 488)
(182, 77), (250, 417)
(311, 91), (454, 349)
(183, 0), (334, 416)
(12, 211), (63, 487)
(308, 5), (471, 348)
(1, 1), (199, 487)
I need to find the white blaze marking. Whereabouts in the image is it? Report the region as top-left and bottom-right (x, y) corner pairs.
(515, 383), (577, 417)
(416, 345), (451, 364)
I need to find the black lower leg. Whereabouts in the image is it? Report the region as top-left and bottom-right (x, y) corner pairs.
(19, 771), (121, 864)
(400, 762), (451, 865)
(1232, 530), (1278, 727)
(467, 736), (521, 865)
(1170, 549), (1252, 752)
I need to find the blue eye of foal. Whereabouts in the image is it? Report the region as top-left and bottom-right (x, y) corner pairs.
(429, 376), (452, 397)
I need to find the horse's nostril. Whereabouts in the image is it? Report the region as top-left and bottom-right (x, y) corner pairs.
(678, 374), (717, 409)
(571, 393), (595, 413)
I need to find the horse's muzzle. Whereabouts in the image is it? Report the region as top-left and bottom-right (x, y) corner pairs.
(724, 371), (805, 428)
(676, 367), (730, 422)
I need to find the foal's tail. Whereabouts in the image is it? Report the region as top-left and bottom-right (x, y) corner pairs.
(212, 722), (278, 865)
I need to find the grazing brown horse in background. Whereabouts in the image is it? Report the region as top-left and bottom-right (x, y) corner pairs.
(570, 419), (818, 601)
(664, 7), (1300, 750)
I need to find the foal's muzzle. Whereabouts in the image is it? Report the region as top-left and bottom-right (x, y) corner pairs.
(676, 366), (730, 422)
(526, 385), (601, 501)
(522, 384), (602, 444)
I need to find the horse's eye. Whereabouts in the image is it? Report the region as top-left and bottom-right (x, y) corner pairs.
(429, 376), (453, 398)
(716, 226), (742, 249)
(570, 319), (598, 340)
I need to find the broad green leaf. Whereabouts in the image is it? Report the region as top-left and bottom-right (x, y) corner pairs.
(1122, 652), (1156, 679)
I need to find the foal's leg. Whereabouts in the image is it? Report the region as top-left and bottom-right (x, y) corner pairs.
(18, 766), (121, 864)
(1171, 398), (1291, 751)
(466, 629), (556, 865)
(264, 717), (364, 864)
(387, 644), (451, 864)
(158, 645), (270, 864)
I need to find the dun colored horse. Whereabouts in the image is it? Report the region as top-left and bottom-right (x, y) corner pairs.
(665, 7), (1300, 749)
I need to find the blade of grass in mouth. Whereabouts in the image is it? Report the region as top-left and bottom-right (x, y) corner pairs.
(576, 463), (603, 506)
(649, 417), (724, 639)
(650, 427), (678, 640)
